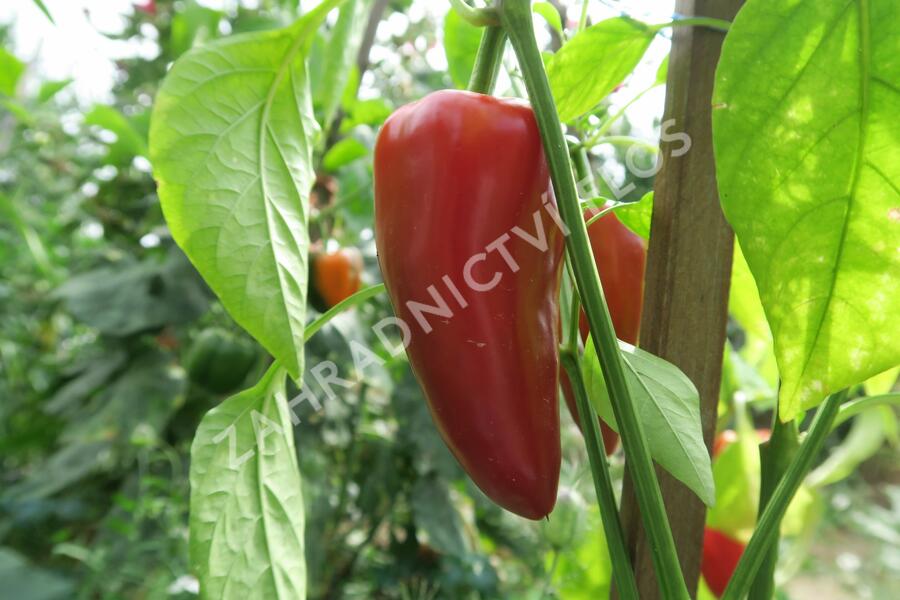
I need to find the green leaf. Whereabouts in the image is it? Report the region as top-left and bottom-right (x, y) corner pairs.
(864, 366), (899, 395)
(31, 0), (55, 24)
(706, 425), (762, 536)
(316, 0), (368, 131)
(551, 504), (612, 599)
(342, 97), (392, 130)
(170, 2), (223, 57)
(729, 243), (779, 388)
(533, 2), (563, 35)
(547, 17), (654, 122)
(52, 251), (210, 336)
(713, 0), (900, 420)
(411, 478), (469, 557)
(582, 338), (715, 506)
(37, 78), (72, 103)
(322, 136), (367, 171)
(0, 47), (25, 97)
(190, 364), (306, 599)
(84, 105), (148, 165)
(150, 3), (341, 378)
(443, 8), (483, 89)
(0, 547), (72, 600)
(655, 54), (669, 85)
(615, 191), (652, 239)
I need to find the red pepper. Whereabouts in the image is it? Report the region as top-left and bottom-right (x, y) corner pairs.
(701, 527), (745, 597)
(561, 207), (646, 454)
(374, 90), (564, 519)
(310, 247), (363, 311)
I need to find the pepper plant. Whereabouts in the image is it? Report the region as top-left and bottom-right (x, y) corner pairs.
(144, 0), (900, 598)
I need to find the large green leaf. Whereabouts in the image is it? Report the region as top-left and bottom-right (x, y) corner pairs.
(547, 18), (654, 122)
(713, 0), (900, 420)
(582, 339), (715, 506)
(150, 1), (341, 377)
(190, 364), (306, 599)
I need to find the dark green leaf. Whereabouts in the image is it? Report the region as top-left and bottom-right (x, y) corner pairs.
(411, 478), (469, 557)
(0, 547), (72, 600)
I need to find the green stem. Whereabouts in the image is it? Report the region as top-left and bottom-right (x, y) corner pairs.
(448, 0), (499, 27)
(581, 83), (659, 148)
(748, 416), (799, 599)
(650, 16), (731, 33)
(589, 135), (660, 154)
(560, 349), (639, 600)
(721, 390), (847, 600)
(577, 0), (590, 32)
(467, 26), (507, 94)
(305, 283), (386, 341)
(832, 392), (900, 430)
(499, 2), (688, 598)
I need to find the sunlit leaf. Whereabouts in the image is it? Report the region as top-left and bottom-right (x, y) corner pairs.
(533, 2), (563, 35)
(713, 0), (900, 420)
(547, 17), (654, 122)
(0, 48), (25, 97)
(615, 191), (652, 239)
(150, 2), (341, 377)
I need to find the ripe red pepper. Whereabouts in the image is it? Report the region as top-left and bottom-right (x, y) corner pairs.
(310, 246), (363, 311)
(561, 207), (646, 454)
(701, 527), (745, 597)
(374, 90), (564, 519)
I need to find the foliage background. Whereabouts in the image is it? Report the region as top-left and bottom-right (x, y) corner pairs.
(0, 1), (897, 599)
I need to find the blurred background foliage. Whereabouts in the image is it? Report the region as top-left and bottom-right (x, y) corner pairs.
(0, 1), (897, 599)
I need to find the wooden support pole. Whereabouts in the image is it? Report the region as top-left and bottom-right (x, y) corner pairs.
(617, 0), (744, 597)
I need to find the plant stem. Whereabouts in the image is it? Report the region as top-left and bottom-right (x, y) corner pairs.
(832, 392), (900, 430)
(559, 348), (639, 600)
(499, 2), (688, 598)
(305, 283), (385, 341)
(580, 83), (659, 149)
(467, 26), (507, 94)
(651, 16), (731, 33)
(748, 416), (799, 599)
(577, 0), (590, 32)
(448, 0), (499, 27)
(721, 390), (847, 599)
